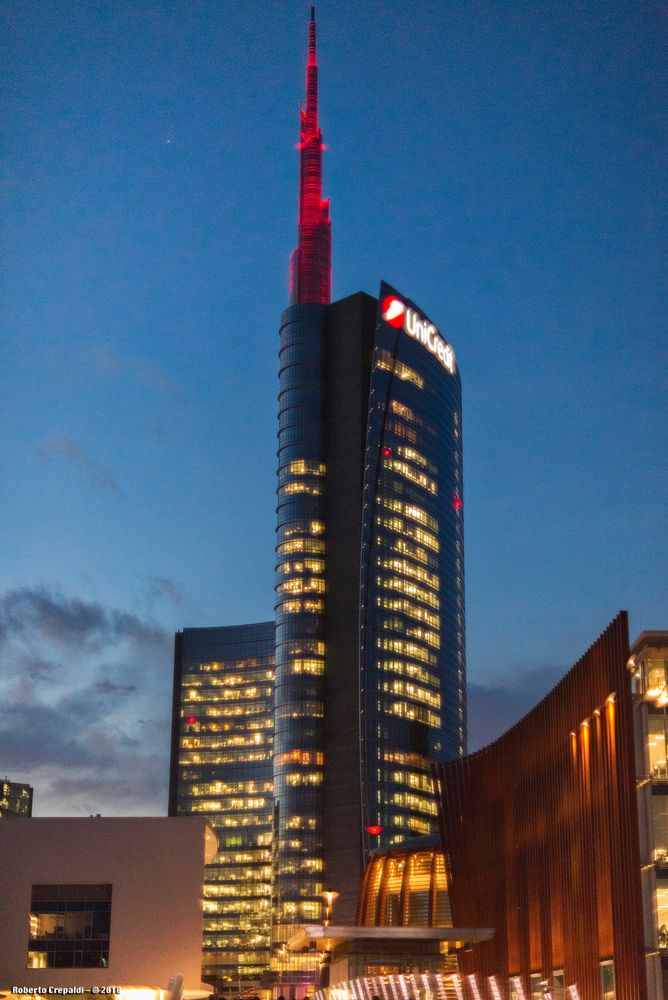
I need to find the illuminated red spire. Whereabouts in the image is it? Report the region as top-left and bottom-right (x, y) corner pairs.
(289, 6), (331, 305)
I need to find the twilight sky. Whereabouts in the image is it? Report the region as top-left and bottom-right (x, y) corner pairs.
(1, 0), (666, 816)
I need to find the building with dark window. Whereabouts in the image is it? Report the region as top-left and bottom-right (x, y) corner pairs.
(432, 612), (662, 998)
(0, 817), (216, 996)
(273, 10), (466, 973)
(169, 623), (275, 991)
(0, 776), (33, 816)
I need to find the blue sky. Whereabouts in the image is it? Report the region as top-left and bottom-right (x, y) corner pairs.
(1, 0), (666, 815)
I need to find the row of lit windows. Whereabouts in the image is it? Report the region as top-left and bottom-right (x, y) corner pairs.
(183, 722), (272, 738)
(287, 460), (326, 476)
(390, 791), (438, 815)
(377, 516), (440, 553)
(386, 699), (441, 727)
(275, 701), (323, 718)
(276, 577), (325, 596)
(182, 671), (274, 688)
(189, 796), (270, 810)
(405, 625), (441, 649)
(204, 923), (270, 937)
(285, 815), (319, 830)
(183, 779), (272, 794)
(382, 679), (441, 709)
(391, 537), (437, 569)
(179, 750), (270, 765)
(275, 750), (323, 767)
(279, 598), (325, 614)
(181, 731), (270, 750)
(209, 854), (271, 869)
(278, 481), (323, 497)
(379, 659), (437, 686)
(276, 857), (323, 874)
(215, 832), (272, 847)
(379, 597), (440, 628)
(376, 348), (425, 389)
(389, 770), (433, 792)
(279, 519), (325, 539)
(276, 901), (321, 918)
(276, 558), (325, 575)
(378, 576), (440, 609)
(378, 638), (437, 665)
(389, 398), (436, 433)
(287, 657), (324, 675)
(384, 458), (437, 495)
(396, 445), (436, 473)
(379, 497), (439, 531)
(386, 418), (417, 444)
(281, 639), (326, 656)
(193, 664), (274, 679)
(204, 901), (271, 915)
(191, 810), (270, 826)
(205, 884), (271, 898)
(186, 704), (269, 719)
(183, 685), (271, 702)
(277, 537), (326, 555)
(384, 750), (430, 768)
(380, 558), (439, 589)
(282, 771), (322, 786)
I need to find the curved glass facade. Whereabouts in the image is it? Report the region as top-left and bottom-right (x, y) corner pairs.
(360, 282), (465, 852)
(274, 303), (327, 960)
(273, 287), (465, 946)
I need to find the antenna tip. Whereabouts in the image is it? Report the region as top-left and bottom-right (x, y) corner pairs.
(310, 5), (315, 21)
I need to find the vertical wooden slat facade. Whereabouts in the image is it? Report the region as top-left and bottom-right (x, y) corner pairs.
(433, 613), (650, 997)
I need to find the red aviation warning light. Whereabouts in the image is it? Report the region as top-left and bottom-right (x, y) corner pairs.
(452, 495), (463, 510)
(366, 825), (383, 835)
(186, 715), (197, 725)
(381, 296), (406, 328)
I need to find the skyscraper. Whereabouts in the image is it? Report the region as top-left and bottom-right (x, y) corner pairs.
(170, 10), (465, 992)
(273, 7), (465, 967)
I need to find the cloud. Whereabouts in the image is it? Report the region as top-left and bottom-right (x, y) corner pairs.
(0, 585), (173, 816)
(95, 679), (137, 695)
(0, 587), (169, 653)
(92, 346), (184, 401)
(37, 435), (120, 495)
(147, 576), (186, 607)
(467, 664), (566, 752)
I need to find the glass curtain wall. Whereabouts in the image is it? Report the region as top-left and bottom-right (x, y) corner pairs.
(360, 283), (465, 854)
(274, 303), (327, 976)
(170, 624), (274, 990)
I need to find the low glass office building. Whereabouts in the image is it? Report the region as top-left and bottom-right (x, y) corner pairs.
(169, 623), (275, 991)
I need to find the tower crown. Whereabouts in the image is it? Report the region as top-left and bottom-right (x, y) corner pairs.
(289, 7), (331, 305)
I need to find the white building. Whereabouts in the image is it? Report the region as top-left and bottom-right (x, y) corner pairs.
(0, 817), (217, 1000)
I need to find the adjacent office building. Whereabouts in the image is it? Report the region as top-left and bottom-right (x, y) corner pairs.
(0, 776), (33, 816)
(169, 623), (275, 991)
(273, 6), (465, 957)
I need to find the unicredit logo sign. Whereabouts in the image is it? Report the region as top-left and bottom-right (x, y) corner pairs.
(381, 296), (406, 328)
(381, 295), (456, 375)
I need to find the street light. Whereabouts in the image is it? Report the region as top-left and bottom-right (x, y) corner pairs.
(321, 889), (339, 927)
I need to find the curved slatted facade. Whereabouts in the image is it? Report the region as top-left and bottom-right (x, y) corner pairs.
(433, 612), (656, 997)
(356, 843), (452, 928)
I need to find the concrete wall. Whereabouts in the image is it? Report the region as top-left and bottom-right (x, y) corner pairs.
(0, 817), (216, 991)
